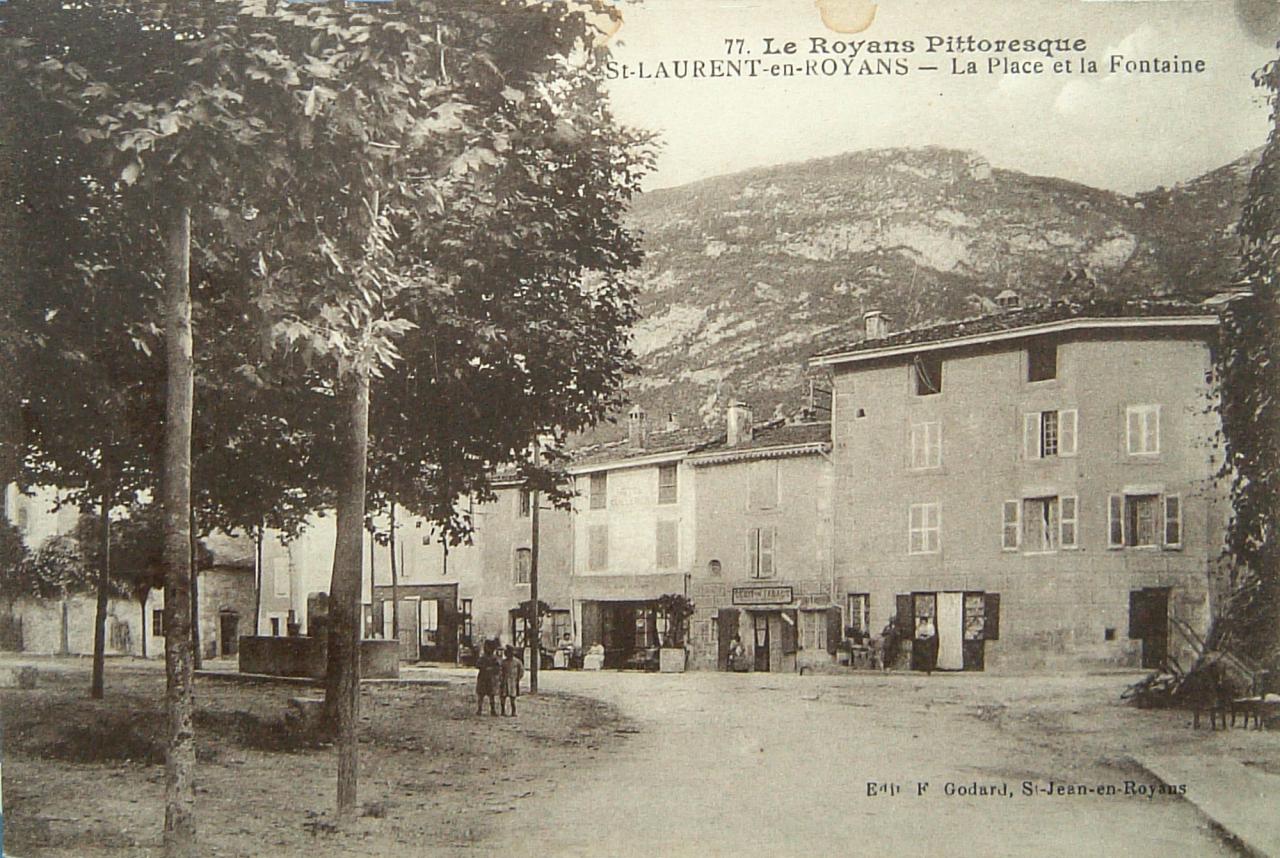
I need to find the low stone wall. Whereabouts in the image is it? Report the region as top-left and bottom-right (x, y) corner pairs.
(238, 636), (399, 680)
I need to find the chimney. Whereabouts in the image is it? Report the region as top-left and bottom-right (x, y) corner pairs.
(627, 404), (648, 448)
(664, 412), (680, 433)
(864, 309), (891, 340)
(726, 401), (753, 447)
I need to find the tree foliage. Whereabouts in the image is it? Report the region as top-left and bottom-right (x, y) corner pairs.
(1214, 51), (1280, 667)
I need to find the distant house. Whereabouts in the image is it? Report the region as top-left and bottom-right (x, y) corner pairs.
(810, 299), (1226, 672)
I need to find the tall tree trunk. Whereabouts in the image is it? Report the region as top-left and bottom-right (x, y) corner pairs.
(529, 485), (540, 694)
(323, 369), (370, 818)
(59, 594), (69, 655)
(161, 204), (196, 857)
(253, 525), (263, 636)
(368, 528), (375, 637)
(389, 501), (399, 641)
(91, 483), (111, 699)
(189, 507), (201, 667)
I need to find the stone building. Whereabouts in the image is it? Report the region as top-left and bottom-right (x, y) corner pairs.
(810, 300), (1226, 672)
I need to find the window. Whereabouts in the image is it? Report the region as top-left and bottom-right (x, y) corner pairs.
(658, 464), (678, 504)
(655, 520), (678, 569)
(748, 460), (779, 510)
(747, 527), (776, 578)
(847, 594), (870, 639)
(912, 353), (943, 396)
(800, 610), (827, 652)
(518, 490), (531, 518)
(1060, 495), (1078, 549)
(635, 606), (657, 648)
(270, 617), (280, 636)
(908, 503), (941, 554)
(909, 421), (942, 469)
(1126, 405), (1160, 455)
(588, 525), (608, 571)
(707, 559), (722, 577)
(1027, 341), (1057, 382)
(589, 472), (608, 509)
(152, 609), (165, 636)
(420, 599), (439, 646)
(1009, 496), (1077, 552)
(1109, 493), (1179, 549)
(1024, 409), (1077, 459)
(514, 547), (532, 584)
(272, 557), (290, 597)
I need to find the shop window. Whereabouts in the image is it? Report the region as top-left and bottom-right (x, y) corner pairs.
(655, 520), (678, 569)
(514, 547), (532, 584)
(912, 353), (943, 396)
(909, 421), (942, 469)
(588, 525), (609, 571)
(963, 593), (986, 640)
(1027, 341), (1057, 382)
(1023, 409), (1077, 459)
(908, 502), (940, 554)
(1126, 405), (1160, 455)
(420, 599), (439, 647)
(747, 527), (776, 578)
(589, 472), (608, 509)
(800, 610), (827, 651)
(658, 464), (678, 504)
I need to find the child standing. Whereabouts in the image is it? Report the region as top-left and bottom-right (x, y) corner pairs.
(500, 645), (525, 717)
(475, 639), (500, 716)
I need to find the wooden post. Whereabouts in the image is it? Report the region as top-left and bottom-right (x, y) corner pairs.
(91, 481), (111, 699)
(529, 443), (540, 694)
(389, 501), (399, 641)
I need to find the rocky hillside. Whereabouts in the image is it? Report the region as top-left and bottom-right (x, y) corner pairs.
(608, 146), (1255, 435)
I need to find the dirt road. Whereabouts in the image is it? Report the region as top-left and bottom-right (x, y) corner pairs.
(476, 670), (1243, 858)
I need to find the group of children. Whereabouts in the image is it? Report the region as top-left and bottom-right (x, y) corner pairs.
(475, 640), (525, 716)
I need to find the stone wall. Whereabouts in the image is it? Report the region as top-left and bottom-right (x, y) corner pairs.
(238, 635), (399, 679)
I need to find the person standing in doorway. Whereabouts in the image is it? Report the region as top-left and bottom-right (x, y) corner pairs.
(917, 615), (938, 675)
(728, 634), (747, 672)
(475, 639), (500, 716)
(500, 644), (525, 716)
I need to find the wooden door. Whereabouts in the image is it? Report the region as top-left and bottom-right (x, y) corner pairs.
(1130, 588), (1169, 669)
(753, 613), (770, 672)
(717, 608), (740, 670)
(396, 598), (420, 661)
(219, 612), (239, 657)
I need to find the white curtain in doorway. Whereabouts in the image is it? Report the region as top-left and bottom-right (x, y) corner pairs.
(937, 592), (964, 671)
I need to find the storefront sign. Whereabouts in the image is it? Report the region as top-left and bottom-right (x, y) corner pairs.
(732, 585), (793, 606)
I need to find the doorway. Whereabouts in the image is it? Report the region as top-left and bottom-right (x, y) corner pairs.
(218, 611), (239, 657)
(753, 613), (770, 672)
(396, 598), (420, 661)
(936, 592), (964, 671)
(717, 608), (740, 670)
(1129, 588), (1170, 669)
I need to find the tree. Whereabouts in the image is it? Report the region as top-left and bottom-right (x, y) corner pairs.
(8, 533), (99, 655)
(1212, 51), (1280, 668)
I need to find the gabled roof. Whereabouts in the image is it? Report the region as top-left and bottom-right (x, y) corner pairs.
(566, 425), (718, 471)
(810, 299), (1218, 367)
(688, 420), (831, 466)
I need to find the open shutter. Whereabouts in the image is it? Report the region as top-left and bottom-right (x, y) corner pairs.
(780, 610), (797, 655)
(983, 593), (1000, 640)
(747, 529), (759, 578)
(1059, 409), (1077, 457)
(1023, 412), (1041, 459)
(1060, 495), (1078, 549)
(1164, 494), (1182, 548)
(1002, 500), (1021, 551)
(826, 606), (843, 655)
(1108, 495), (1124, 548)
(895, 594), (913, 639)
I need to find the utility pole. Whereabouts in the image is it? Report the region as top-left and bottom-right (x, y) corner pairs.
(529, 444), (541, 694)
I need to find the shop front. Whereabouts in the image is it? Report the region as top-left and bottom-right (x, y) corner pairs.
(897, 591), (1000, 672)
(371, 582), (460, 663)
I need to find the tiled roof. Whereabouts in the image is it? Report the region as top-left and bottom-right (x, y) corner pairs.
(811, 299), (1218, 363)
(566, 425), (718, 468)
(691, 420), (831, 459)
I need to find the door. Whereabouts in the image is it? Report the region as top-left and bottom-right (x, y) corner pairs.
(581, 601), (603, 649)
(936, 592), (964, 670)
(1129, 588), (1170, 669)
(753, 612), (770, 672)
(219, 611), (239, 657)
(717, 608), (740, 670)
(396, 598), (420, 661)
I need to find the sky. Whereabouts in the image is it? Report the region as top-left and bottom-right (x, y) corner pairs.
(602, 0), (1278, 193)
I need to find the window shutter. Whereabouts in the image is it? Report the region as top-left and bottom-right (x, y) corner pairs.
(1002, 500), (1020, 551)
(983, 593), (1000, 640)
(1126, 408), (1140, 454)
(895, 594), (913, 639)
(1146, 408), (1160, 454)
(747, 529), (759, 578)
(1023, 412), (1041, 459)
(1059, 409), (1078, 456)
(826, 606), (843, 655)
(1108, 495), (1124, 548)
(760, 527), (776, 577)
(1060, 495), (1078, 549)
(1164, 494), (1182, 548)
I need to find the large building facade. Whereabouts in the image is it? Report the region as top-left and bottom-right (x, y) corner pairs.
(812, 302), (1226, 672)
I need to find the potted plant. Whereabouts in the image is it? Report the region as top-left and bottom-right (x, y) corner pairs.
(656, 593), (696, 673)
